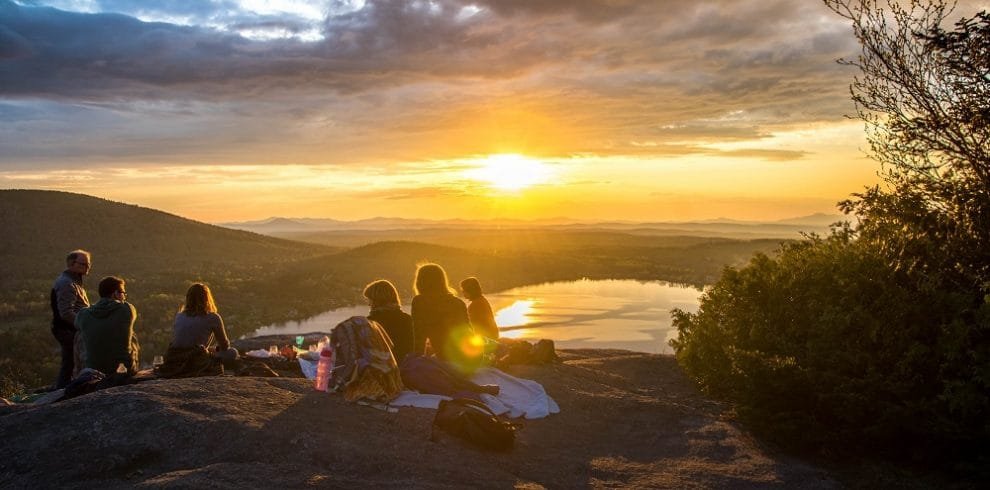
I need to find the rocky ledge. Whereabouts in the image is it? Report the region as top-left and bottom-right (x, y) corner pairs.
(0, 350), (836, 489)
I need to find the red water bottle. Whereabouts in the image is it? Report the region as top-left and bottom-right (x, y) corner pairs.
(314, 345), (334, 392)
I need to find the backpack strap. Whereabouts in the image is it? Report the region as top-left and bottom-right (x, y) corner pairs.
(450, 397), (499, 418)
(449, 398), (523, 427)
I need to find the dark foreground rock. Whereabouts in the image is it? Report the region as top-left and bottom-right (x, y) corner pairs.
(0, 350), (836, 489)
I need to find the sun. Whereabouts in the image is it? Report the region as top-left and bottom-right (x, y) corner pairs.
(465, 154), (551, 191)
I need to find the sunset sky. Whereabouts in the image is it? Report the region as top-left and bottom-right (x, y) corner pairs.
(1, 0), (986, 223)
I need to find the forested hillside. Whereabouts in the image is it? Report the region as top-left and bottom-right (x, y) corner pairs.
(0, 190), (784, 395)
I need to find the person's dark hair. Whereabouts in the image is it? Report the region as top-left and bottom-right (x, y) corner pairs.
(414, 263), (454, 296)
(98, 276), (125, 299)
(182, 283), (217, 316)
(460, 277), (483, 300)
(65, 249), (91, 267)
(364, 279), (401, 308)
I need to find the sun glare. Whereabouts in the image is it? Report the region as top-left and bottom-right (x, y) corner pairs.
(495, 300), (535, 328)
(465, 154), (551, 191)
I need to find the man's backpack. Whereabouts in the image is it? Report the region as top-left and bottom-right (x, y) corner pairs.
(431, 398), (519, 451)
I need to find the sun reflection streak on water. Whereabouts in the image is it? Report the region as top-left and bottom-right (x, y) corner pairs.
(494, 300), (535, 339)
(252, 280), (703, 354)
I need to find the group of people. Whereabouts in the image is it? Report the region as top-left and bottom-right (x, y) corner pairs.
(366, 263), (500, 369)
(50, 249), (237, 388)
(51, 250), (134, 387)
(50, 249), (501, 388)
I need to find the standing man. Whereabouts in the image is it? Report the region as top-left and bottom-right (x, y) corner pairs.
(76, 276), (139, 376)
(51, 249), (91, 388)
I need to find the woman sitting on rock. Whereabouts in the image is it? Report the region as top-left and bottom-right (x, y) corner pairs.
(157, 283), (237, 377)
(410, 263), (476, 364)
(364, 279), (414, 363)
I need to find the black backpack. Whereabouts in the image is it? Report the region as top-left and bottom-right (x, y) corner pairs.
(431, 398), (519, 451)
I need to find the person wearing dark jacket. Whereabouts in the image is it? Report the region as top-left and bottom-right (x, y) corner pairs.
(75, 276), (139, 376)
(50, 249), (92, 388)
(364, 279), (414, 362)
(410, 263), (474, 364)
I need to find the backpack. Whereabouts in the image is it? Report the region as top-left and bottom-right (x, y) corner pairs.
(431, 398), (519, 451)
(329, 316), (404, 401)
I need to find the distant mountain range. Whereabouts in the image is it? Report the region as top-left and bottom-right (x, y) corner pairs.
(219, 212), (847, 238)
(219, 216), (581, 232)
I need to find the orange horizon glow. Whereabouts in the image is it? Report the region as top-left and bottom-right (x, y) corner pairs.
(0, 120), (876, 224)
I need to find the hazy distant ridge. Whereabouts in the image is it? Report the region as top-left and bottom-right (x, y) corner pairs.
(220, 213), (845, 238)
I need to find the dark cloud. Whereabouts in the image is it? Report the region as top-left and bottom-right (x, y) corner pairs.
(0, 0), (875, 166)
(0, 23), (33, 59)
(1, 2), (236, 96)
(469, 0), (644, 22)
(0, 0), (859, 100)
(0, 0), (564, 99)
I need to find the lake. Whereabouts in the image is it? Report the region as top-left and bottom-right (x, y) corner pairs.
(250, 279), (703, 354)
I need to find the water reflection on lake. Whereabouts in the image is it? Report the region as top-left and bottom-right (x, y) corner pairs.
(249, 304), (369, 338)
(251, 279), (702, 354)
(489, 279), (701, 354)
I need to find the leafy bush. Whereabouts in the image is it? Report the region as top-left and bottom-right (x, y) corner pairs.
(671, 227), (990, 465)
(672, 1), (990, 472)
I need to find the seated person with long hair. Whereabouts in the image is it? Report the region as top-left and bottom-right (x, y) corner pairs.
(410, 263), (476, 363)
(158, 283), (237, 377)
(403, 265), (497, 396)
(364, 279), (414, 362)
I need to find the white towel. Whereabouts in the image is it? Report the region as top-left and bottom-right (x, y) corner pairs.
(387, 368), (560, 419)
(471, 367), (560, 419)
(389, 390), (450, 409)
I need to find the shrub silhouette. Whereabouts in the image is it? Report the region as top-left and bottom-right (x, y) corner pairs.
(674, 1), (990, 470)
